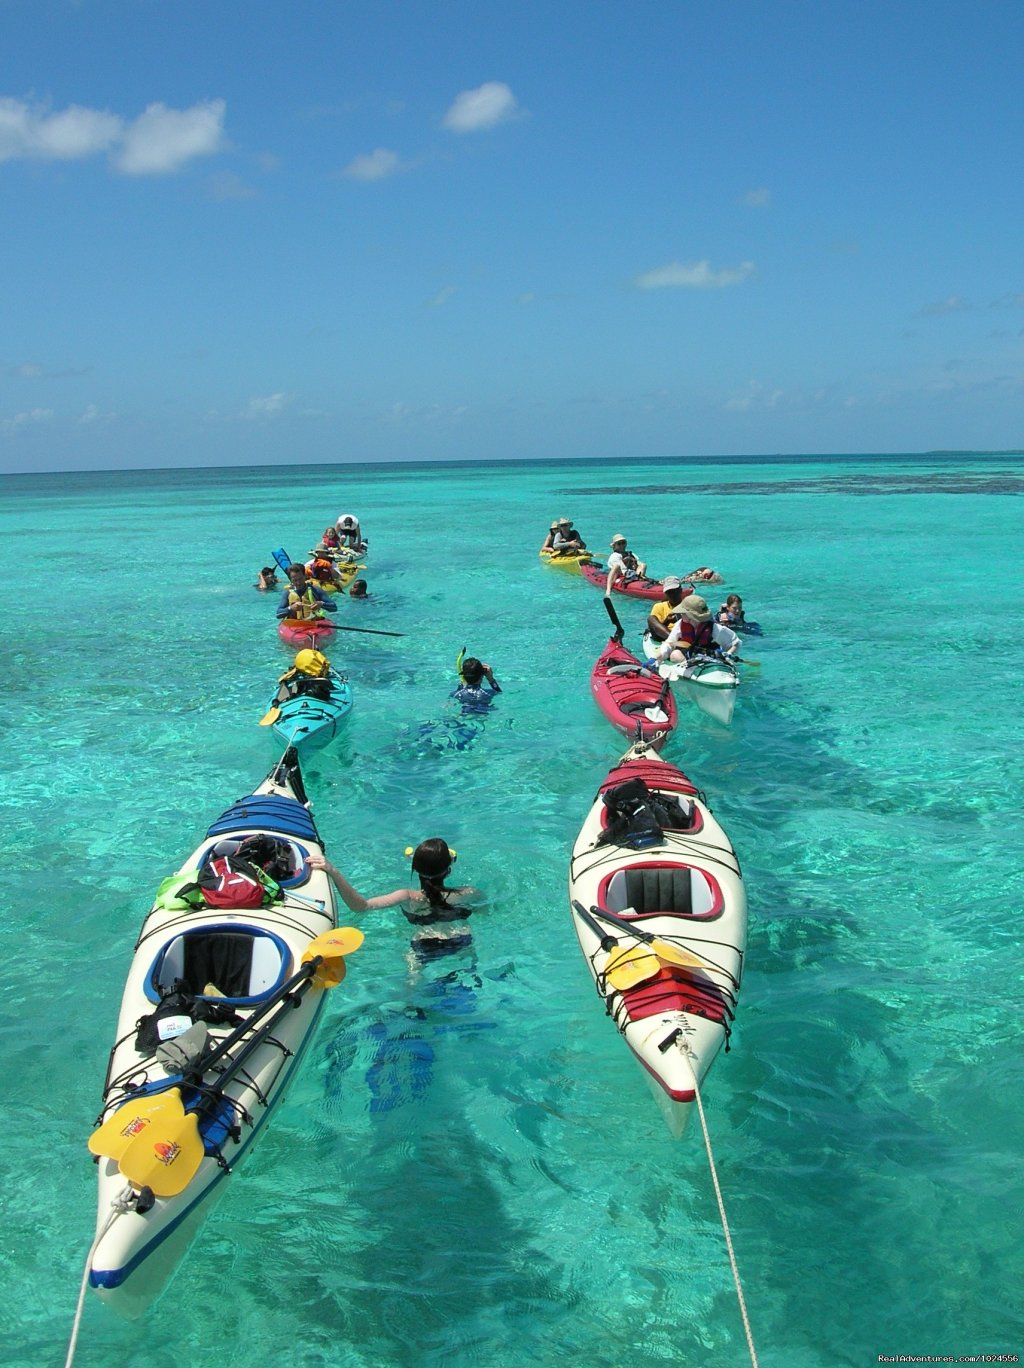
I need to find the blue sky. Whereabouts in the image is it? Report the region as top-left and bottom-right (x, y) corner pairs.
(1, 0), (1021, 472)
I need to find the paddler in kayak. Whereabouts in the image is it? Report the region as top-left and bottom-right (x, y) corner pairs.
(452, 652), (501, 710)
(308, 839), (484, 959)
(605, 534), (648, 593)
(335, 513), (366, 554)
(540, 521), (559, 552)
(276, 564), (338, 620)
(306, 554), (347, 592)
(551, 517), (587, 555)
(319, 525), (342, 552)
(647, 595), (739, 663)
(645, 576), (689, 643)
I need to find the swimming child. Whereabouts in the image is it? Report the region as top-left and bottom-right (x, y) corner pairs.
(309, 839), (484, 958)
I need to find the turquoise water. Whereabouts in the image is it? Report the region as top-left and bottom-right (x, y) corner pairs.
(2, 453), (1023, 1367)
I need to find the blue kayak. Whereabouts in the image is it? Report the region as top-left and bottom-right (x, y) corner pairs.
(268, 680), (353, 753)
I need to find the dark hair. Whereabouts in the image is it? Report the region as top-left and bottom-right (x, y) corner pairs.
(412, 837), (455, 909)
(460, 656), (484, 686)
(349, 578), (368, 597)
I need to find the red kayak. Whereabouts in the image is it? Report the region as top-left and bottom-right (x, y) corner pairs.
(590, 639), (677, 746)
(278, 617), (336, 647)
(580, 562), (689, 602)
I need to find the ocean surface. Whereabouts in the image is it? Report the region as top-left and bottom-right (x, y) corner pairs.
(1, 452), (1022, 1368)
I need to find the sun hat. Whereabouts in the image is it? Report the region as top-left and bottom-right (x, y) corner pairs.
(549, 521), (559, 530)
(661, 575), (683, 591)
(610, 534), (626, 546)
(679, 594), (711, 622)
(558, 517), (572, 526)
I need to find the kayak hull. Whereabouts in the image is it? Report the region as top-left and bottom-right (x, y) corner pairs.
(641, 632), (739, 726)
(591, 639), (677, 747)
(568, 742), (746, 1136)
(539, 548), (593, 572)
(580, 561), (682, 602)
(88, 751), (338, 1308)
(268, 681), (354, 753)
(278, 617), (336, 647)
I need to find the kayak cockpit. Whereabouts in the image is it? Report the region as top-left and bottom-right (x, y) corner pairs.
(145, 925), (293, 1007)
(597, 862), (724, 921)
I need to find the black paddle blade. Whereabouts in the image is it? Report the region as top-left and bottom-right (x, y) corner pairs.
(602, 594), (624, 642)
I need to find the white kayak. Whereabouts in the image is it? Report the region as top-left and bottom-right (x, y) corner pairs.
(86, 748), (358, 1312)
(641, 630), (740, 725)
(568, 742), (746, 1137)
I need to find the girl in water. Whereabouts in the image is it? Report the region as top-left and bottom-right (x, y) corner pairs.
(308, 839), (484, 958)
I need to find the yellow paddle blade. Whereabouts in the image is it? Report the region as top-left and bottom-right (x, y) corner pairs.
(88, 1089), (185, 1161)
(117, 1111), (204, 1197)
(258, 706), (281, 727)
(649, 939), (712, 971)
(302, 927), (364, 988)
(603, 945), (662, 991)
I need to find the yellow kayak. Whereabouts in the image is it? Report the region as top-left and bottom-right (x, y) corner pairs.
(539, 548), (593, 571)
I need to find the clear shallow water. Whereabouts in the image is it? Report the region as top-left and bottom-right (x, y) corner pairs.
(1, 453), (1022, 1367)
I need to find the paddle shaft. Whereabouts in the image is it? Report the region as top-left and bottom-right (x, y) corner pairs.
(192, 960), (318, 1078)
(571, 899), (618, 953)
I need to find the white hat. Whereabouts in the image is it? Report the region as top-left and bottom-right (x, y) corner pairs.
(610, 534), (626, 546)
(661, 575), (683, 590)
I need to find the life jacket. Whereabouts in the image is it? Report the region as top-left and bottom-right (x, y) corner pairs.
(617, 549), (639, 575)
(675, 618), (715, 654)
(288, 586), (320, 620)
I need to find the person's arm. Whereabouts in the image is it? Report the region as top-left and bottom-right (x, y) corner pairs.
(481, 663), (501, 693)
(651, 622), (685, 661)
(277, 589), (294, 619)
(308, 855), (416, 912)
(646, 608), (670, 641)
(313, 586), (338, 613)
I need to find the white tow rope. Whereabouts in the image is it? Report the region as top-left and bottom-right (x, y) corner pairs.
(682, 1047), (760, 1368)
(64, 1189), (133, 1368)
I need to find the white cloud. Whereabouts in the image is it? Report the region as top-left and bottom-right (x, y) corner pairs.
(0, 97), (122, 162)
(11, 362), (44, 378)
(79, 403), (115, 424)
(343, 147), (401, 181)
(427, 285), (457, 307)
(207, 170), (257, 201)
(443, 82), (519, 133)
(1, 407), (53, 433)
(0, 96), (226, 174)
(724, 383), (783, 412)
(115, 100), (227, 175)
(742, 187), (771, 208)
(918, 295), (972, 317)
(635, 259), (755, 290)
(244, 392), (290, 419)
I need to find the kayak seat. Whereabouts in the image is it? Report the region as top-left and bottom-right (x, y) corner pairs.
(147, 924), (292, 1006)
(599, 862), (723, 921)
(200, 836), (312, 889)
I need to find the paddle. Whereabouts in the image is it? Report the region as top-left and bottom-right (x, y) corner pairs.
(259, 705), (281, 726)
(602, 594), (625, 643)
(572, 901), (662, 990)
(87, 1087), (187, 1161)
(102, 929), (362, 1196)
(588, 905), (713, 972)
